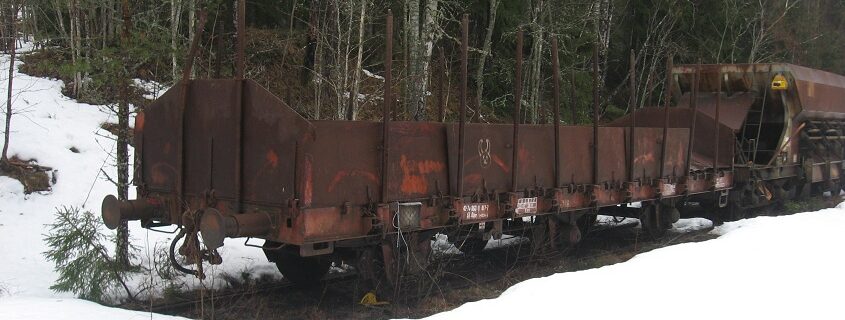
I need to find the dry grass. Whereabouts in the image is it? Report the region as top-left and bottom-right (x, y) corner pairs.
(0, 157), (52, 193)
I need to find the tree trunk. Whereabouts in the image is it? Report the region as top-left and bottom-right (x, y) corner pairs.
(405, 0), (419, 119)
(73, 0), (82, 93)
(66, 0), (79, 96)
(171, 0), (183, 81)
(592, 0), (612, 90)
(3, 2), (16, 162)
(30, 3), (39, 47)
(303, 0), (318, 85)
(213, 18), (223, 78)
(334, 0), (352, 120)
(407, 0), (440, 121)
(474, 0), (498, 121)
(279, 0), (297, 77)
(188, 0), (195, 78)
(115, 0), (132, 268)
(53, 0), (67, 43)
(18, 4), (26, 45)
(101, 0), (108, 49)
(312, 3), (323, 119)
(346, 0), (366, 120)
(528, 0), (544, 124)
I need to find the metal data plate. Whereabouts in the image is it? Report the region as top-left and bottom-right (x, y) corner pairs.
(463, 203), (490, 220)
(515, 197), (538, 216)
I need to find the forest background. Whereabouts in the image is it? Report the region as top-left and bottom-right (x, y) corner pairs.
(2, 0), (844, 126)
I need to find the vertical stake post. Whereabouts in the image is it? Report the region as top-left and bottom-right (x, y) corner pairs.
(551, 37), (561, 188)
(176, 10), (207, 207)
(591, 43), (599, 187)
(627, 50), (636, 183)
(659, 55), (673, 181)
(235, 0), (245, 79)
(570, 71), (577, 124)
(512, 29), (523, 193)
(713, 69), (722, 186)
(457, 14), (469, 199)
(234, 0), (246, 212)
(438, 47), (446, 122)
(685, 60), (701, 176)
(381, 10), (393, 203)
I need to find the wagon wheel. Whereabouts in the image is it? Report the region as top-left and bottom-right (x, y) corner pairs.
(576, 213), (598, 235)
(639, 204), (670, 239)
(550, 221), (583, 253)
(529, 217), (549, 255)
(363, 232), (436, 298)
(542, 213), (586, 253)
(456, 237), (488, 255)
(449, 225), (488, 255)
(265, 245), (331, 287)
(356, 246), (393, 295)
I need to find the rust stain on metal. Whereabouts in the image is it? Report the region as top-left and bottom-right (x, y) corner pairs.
(136, 112), (146, 131)
(491, 154), (508, 173)
(398, 155), (445, 194)
(303, 155), (313, 206)
(266, 149), (279, 168)
(327, 170), (378, 193)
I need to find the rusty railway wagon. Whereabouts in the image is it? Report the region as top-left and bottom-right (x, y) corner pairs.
(101, 11), (845, 287)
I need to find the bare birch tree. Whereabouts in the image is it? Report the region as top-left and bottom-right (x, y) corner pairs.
(2, 1), (17, 162)
(527, 0), (545, 124)
(406, 0), (441, 121)
(474, 0), (498, 121)
(171, 0), (183, 81)
(115, 0), (131, 267)
(346, 0), (367, 120)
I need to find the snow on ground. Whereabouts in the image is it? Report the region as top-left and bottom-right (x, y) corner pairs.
(0, 297), (184, 320)
(432, 233), (530, 255)
(432, 215), (713, 256)
(671, 217), (713, 232)
(0, 43), (274, 314)
(420, 207), (845, 320)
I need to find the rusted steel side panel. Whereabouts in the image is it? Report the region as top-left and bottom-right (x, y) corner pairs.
(631, 128), (662, 180)
(141, 85), (182, 192)
(558, 126), (593, 185)
(303, 121), (382, 208)
(299, 207), (373, 242)
(597, 127), (627, 183)
(447, 123), (514, 196)
(386, 122), (449, 200)
(811, 162), (843, 183)
(142, 79), (310, 206)
(663, 128), (690, 178)
(690, 111), (734, 170)
(241, 80), (309, 205)
(183, 80), (238, 199)
(609, 107), (732, 170)
(673, 63), (845, 120)
(784, 64), (845, 116)
(515, 126), (555, 189)
(675, 92), (754, 132)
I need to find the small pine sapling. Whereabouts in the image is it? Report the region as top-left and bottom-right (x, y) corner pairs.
(43, 206), (138, 302)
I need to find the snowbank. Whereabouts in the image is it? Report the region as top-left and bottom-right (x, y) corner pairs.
(0, 297), (185, 320)
(0, 43), (277, 303)
(420, 207), (845, 320)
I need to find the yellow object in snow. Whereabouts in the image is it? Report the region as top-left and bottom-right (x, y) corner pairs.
(771, 74), (788, 91)
(360, 291), (389, 306)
